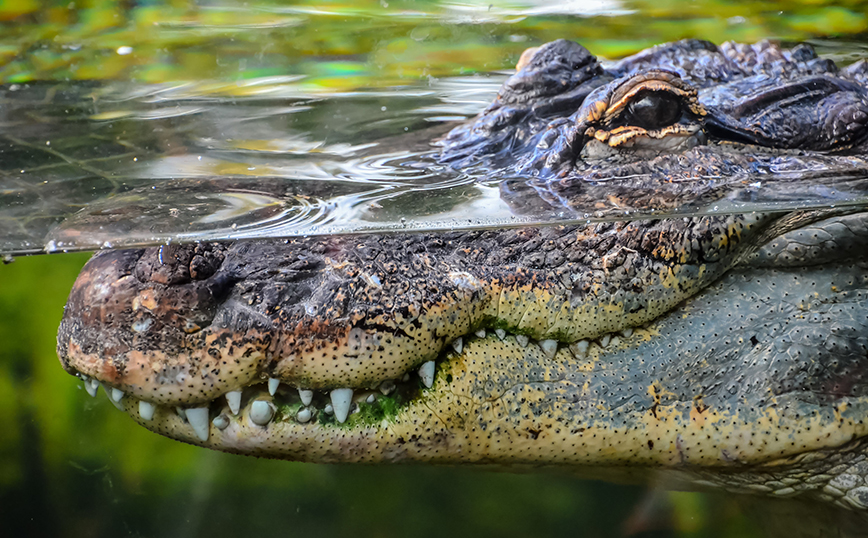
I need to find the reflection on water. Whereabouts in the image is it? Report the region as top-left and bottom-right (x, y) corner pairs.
(0, 77), (501, 254)
(3, 70), (868, 255)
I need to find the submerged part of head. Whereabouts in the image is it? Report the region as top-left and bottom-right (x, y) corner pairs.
(56, 39), (868, 510)
(73, 212), (868, 512)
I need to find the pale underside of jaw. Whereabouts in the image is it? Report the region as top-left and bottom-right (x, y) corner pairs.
(73, 326), (636, 443)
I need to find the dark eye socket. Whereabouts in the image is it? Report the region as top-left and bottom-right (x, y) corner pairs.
(625, 92), (682, 130)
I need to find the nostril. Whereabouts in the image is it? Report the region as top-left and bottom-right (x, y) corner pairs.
(135, 244), (193, 285)
(133, 243), (228, 285)
(190, 245), (226, 280)
(822, 96), (868, 145)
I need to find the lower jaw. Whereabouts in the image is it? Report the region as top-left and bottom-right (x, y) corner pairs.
(72, 325), (639, 455)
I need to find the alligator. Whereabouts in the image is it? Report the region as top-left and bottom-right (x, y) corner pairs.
(56, 39), (868, 510)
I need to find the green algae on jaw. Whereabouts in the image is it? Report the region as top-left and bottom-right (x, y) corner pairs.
(274, 389), (408, 429)
(311, 393), (406, 428)
(351, 394), (403, 428)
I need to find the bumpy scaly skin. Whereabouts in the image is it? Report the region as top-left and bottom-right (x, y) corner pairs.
(57, 39), (868, 509)
(58, 213), (770, 399)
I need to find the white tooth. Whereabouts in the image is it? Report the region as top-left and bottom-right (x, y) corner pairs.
(622, 328), (633, 338)
(451, 337), (463, 354)
(569, 339), (590, 358)
(475, 329), (486, 338)
(539, 339), (558, 358)
(268, 378), (280, 395)
(610, 336), (621, 347)
(296, 408), (312, 423)
(402, 373), (410, 382)
(330, 388), (353, 423)
(111, 388), (124, 402)
(298, 389), (313, 406)
(185, 407), (210, 441)
(139, 401), (155, 421)
(516, 335), (529, 347)
(250, 400), (275, 426)
(495, 329), (506, 340)
(101, 384), (124, 410)
(418, 360), (435, 388)
(366, 394), (376, 404)
(212, 414), (230, 430)
(84, 378), (99, 397)
(225, 391), (242, 415)
(600, 334), (611, 348)
(379, 380), (396, 395)
(324, 403), (334, 415)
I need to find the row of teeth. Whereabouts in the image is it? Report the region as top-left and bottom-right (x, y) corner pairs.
(484, 327), (634, 359)
(75, 327), (634, 442)
(77, 359), (438, 443)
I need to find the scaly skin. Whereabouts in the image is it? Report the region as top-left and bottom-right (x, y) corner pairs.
(56, 39), (868, 509)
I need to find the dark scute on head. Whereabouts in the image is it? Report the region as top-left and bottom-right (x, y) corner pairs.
(499, 39), (600, 104)
(843, 59), (868, 84)
(702, 76), (868, 152)
(608, 39), (840, 88)
(436, 39), (607, 169)
(608, 39), (733, 86)
(788, 43), (819, 63)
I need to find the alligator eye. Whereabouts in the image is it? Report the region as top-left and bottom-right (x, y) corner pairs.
(625, 92), (682, 130)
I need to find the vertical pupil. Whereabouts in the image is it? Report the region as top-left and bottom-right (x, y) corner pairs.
(627, 93), (681, 129)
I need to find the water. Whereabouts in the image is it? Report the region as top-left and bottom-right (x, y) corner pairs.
(0, 76), (503, 254)
(4, 69), (868, 255)
(3, 1), (868, 537)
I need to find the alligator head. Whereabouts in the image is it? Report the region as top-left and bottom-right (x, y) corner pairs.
(440, 39), (868, 215)
(57, 40), (868, 510)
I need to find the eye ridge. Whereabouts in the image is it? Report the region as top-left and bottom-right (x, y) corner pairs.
(625, 91), (683, 130)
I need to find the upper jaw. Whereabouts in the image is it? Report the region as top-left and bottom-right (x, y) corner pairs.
(59, 208), (765, 436)
(58, 239), (496, 415)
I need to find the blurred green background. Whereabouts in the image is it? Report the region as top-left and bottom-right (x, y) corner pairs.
(2, 0), (867, 87)
(2, 1), (868, 536)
